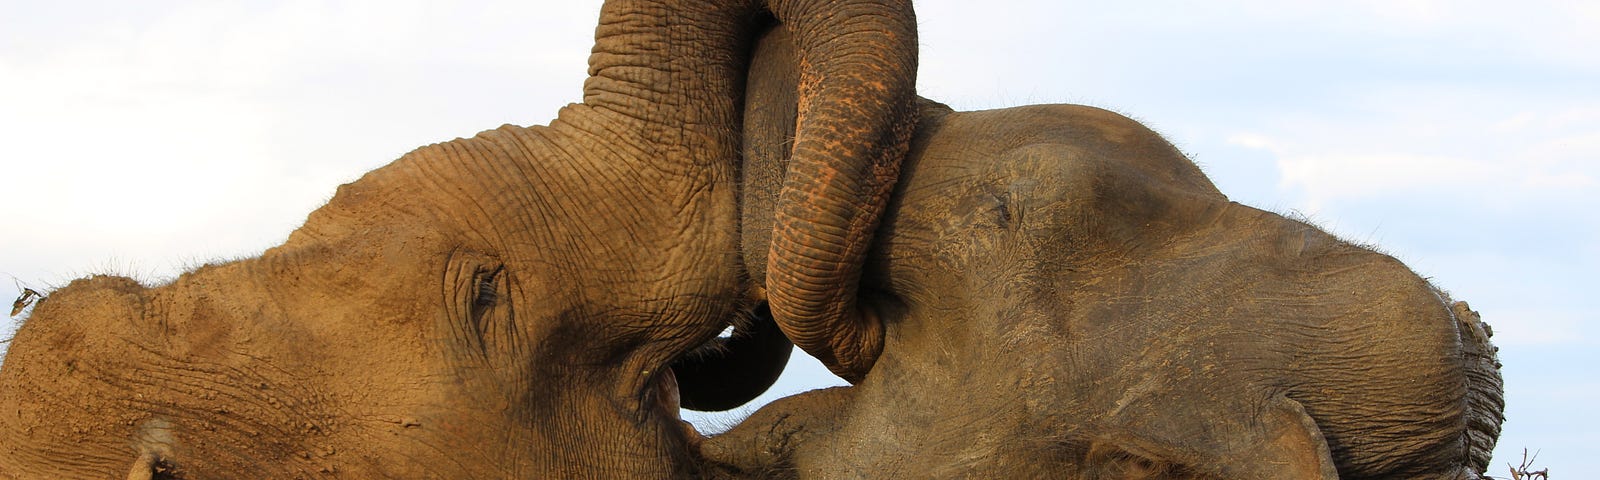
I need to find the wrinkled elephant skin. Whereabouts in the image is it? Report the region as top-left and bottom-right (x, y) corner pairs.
(0, 1), (919, 478)
(713, 26), (1503, 480)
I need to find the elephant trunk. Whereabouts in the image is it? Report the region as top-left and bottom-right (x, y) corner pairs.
(762, 0), (918, 384)
(585, 0), (918, 387)
(738, 15), (916, 384)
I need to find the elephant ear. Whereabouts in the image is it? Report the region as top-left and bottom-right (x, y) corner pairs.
(1220, 394), (1340, 479)
(1092, 392), (1339, 479)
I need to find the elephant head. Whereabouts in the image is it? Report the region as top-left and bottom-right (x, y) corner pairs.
(0, 1), (917, 477)
(711, 25), (1504, 479)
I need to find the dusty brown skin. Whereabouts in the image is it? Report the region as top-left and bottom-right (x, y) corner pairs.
(711, 26), (1504, 479)
(0, 1), (918, 478)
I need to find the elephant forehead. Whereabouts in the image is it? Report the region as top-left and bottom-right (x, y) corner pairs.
(889, 145), (1226, 276)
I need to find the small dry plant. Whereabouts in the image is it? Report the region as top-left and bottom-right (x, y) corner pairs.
(1500, 448), (1548, 480)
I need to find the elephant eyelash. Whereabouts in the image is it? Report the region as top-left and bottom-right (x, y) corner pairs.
(472, 267), (502, 310)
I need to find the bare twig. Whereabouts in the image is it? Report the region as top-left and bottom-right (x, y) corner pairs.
(1505, 448), (1548, 480)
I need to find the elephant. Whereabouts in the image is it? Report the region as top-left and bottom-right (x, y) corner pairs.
(704, 25), (1504, 479)
(0, 1), (918, 478)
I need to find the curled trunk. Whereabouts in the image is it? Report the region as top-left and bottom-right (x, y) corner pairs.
(738, 18), (916, 384)
(760, 2), (917, 384)
(587, 1), (916, 386)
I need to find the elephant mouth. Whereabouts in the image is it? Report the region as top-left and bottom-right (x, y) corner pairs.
(663, 305), (794, 412)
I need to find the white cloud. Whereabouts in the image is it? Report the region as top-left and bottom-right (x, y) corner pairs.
(1274, 152), (1498, 210)
(1224, 94), (1600, 214)
(1227, 132), (1497, 211)
(1231, 0), (1600, 68)
(1522, 172), (1597, 189)
(0, 1), (600, 290)
(1349, 0), (1449, 26)
(1226, 132), (1276, 151)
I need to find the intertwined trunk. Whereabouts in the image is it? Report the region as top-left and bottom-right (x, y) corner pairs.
(581, 0), (918, 384)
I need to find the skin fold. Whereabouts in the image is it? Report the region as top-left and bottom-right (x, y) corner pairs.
(0, 1), (917, 478)
(712, 25), (1504, 479)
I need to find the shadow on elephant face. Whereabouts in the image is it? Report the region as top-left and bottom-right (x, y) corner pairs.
(1, 152), (728, 477)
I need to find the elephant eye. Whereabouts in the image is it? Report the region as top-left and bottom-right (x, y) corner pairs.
(472, 267), (502, 310)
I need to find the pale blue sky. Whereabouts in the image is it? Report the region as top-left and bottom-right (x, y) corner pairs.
(3, 0), (1595, 474)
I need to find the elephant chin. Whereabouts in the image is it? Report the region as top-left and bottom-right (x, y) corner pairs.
(672, 305), (794, 411)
